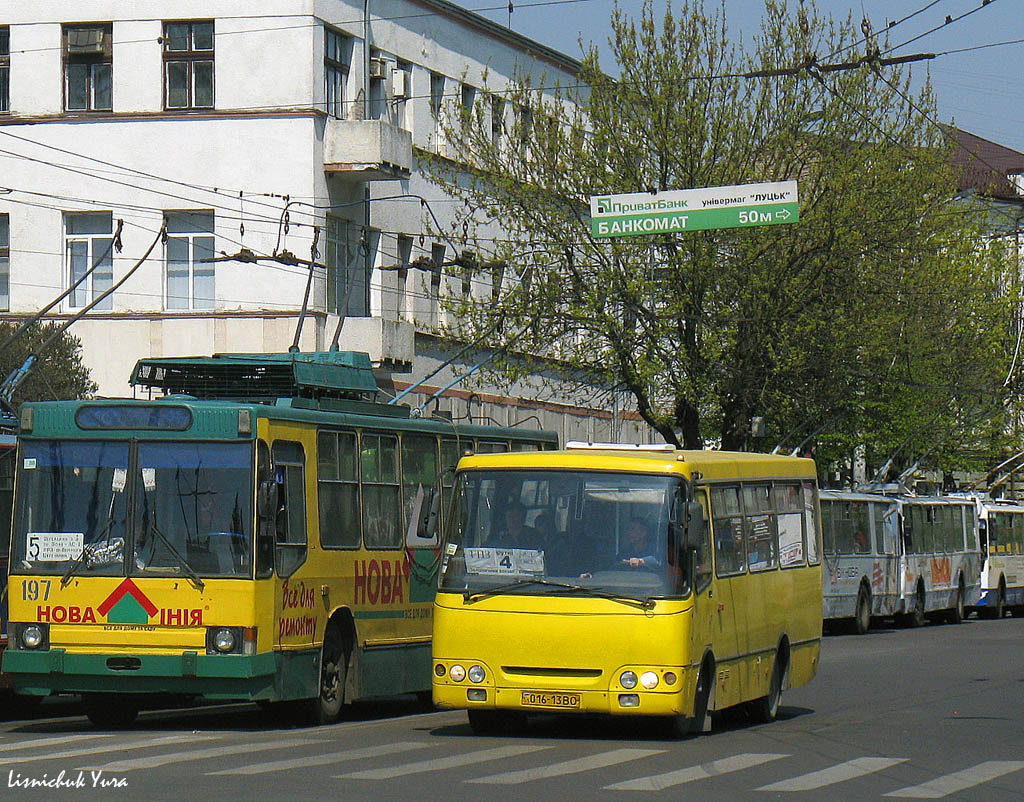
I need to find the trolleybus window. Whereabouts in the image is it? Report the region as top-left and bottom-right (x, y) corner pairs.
(402, 434), (438, 539)
(134, 441), (252, 578)
(317, 429), (359, 549)
(13, 440), (130, 575)
(273, 441), (306, 577)
(361, 433), (400, 548)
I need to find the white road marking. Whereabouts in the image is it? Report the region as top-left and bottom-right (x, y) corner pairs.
(0, 734), (210, 766)
(758, 757), (907, 791)
(82, 737), (315, 772)
(606, 752), (789, 792)
(885, 761), (1024, 798)
(0, 734), (114, 753)
(210, 742), (435, 776)
(339, 744), (554, 780)
(467, 748), (664, 785)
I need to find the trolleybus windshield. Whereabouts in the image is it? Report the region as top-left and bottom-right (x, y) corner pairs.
(440, 469), (689, 600)
(13, 439), (253, 579)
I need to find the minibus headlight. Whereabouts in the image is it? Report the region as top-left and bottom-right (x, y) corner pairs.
(449, 664), (467, 682)
(640, 671), (659, 689)
(664, 672), (677, 686)
(468, 665), (486, 683)
(619, 670), (638, 689)
(21, 624), (46, 650)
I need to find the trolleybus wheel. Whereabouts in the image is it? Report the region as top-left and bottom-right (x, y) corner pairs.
(84, 694), (138, 728)
(995, 583), (1006, 619)
(903, 583), (926, 628)
(310, 623), (347, 725)
(947, 578), (965, 625)
(854, 586), (871, 635)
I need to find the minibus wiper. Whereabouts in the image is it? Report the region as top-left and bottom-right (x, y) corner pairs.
(463, 578), (581, 604)
(549, 584), (656, 610)
(145, 522), (205, 591)
(463, 578), (655, 609)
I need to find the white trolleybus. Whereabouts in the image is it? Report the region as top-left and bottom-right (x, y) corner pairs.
(820, 490), (981, 633)
(969, 496), (1024, 619)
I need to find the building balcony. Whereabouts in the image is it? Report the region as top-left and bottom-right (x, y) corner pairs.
(328, 316), (414, 372)
(324, 119), (412, 180)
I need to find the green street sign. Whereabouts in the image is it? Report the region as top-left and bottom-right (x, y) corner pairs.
(590, 181), (799, 238)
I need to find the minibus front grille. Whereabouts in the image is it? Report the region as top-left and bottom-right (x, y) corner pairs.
(501, 666), (602, 678)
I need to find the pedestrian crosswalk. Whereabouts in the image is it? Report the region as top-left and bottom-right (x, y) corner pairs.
(1, 727), (1022, 798)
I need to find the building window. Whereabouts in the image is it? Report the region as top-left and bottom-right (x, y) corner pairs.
(65, 212), (114, 310)
(324, 28), (350, 119)
(326, 217), (373, 318)
(461, 83), (476, 121)
(429, 72), (445, 144)
(396, 234), (413, 319)
(163, 20), (214, 109)
(64, 25), (112, 112)
(394, 60), (411, 129)
(0, 27), (9, 113)
(490, 95), (504, 146)
(165, 210), (214, 310)
(0, 214), (8, 310)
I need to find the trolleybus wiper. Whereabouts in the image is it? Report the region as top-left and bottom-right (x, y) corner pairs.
(60, 543), (98, 588)
(145, 522), (205, 591)
(463, 578), (582, 604)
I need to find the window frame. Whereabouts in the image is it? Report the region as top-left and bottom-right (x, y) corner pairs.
(324, 27), (350, 119)
(360, 431), (402, 550)
(0, 213), (8, 311)
(164, 210), (215, 311)
(0, 26), (10, 114)
(63, 24), (113, 113)
(272, 440), (307, 577)
(162, 20), (214, 110)
(64, 211), (114, 311)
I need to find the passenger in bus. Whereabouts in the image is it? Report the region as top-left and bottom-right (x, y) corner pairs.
(854, 527), (871, 553)
(618, 519), (662, 569)
(580, 518), (661, 577)
(492, 502), (533, 549)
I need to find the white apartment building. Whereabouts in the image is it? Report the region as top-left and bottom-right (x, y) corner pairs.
(0, 1), (651, 444)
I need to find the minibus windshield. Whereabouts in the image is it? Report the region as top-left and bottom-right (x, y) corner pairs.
(440, 469), (689, 600)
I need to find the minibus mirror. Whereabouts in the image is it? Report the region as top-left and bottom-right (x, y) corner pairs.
(257, 480), (278, 520)
(685, 501), (705, 550)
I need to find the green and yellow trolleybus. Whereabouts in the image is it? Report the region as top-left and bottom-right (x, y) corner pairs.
(433, 443), (823, 736)
(2, 351), (555, 726)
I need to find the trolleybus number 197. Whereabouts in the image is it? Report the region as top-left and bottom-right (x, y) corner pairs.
(521, 692), (581, 709)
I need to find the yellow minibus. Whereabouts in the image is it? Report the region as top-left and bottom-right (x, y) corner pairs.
(432, 443), (822, 736)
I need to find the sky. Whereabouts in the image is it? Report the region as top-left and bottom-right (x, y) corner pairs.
(453, 0), (1024, 154)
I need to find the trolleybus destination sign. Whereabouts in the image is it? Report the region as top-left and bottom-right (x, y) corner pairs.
(590, 180), (799, 238)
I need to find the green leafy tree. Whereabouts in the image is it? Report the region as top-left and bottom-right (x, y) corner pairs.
(425, 0), (1017, 475)
(0, 322), (97, 418)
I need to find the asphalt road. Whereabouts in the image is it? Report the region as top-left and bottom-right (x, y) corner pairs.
(1, 615), (1023, 801)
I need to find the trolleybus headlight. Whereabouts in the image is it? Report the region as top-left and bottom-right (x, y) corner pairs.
(449, 664), (467, 682)
(640, 671), (660, 689)
(213, 628), (237, 653)
(619, 670), (638, 689)
(21, 624), (45, 650)
(468, 665), (486, 683)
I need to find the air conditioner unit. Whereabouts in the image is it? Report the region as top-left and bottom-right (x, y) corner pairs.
(369, 58), (388, 80)
(391, 70), (408, 98)
(68, 27), (107, 54)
